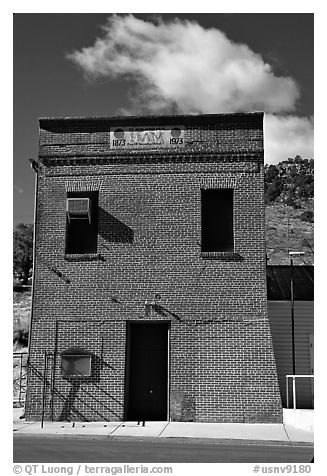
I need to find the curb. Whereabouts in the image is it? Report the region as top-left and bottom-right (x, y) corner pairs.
(13, 431), (314, 447)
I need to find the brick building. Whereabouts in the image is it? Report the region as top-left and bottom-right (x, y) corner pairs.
(25, 112), (283, 423)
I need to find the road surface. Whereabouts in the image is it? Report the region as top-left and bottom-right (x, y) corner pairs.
(13, 435), (314, 463)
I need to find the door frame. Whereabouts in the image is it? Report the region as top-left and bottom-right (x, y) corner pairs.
(124, 320), (170, 421)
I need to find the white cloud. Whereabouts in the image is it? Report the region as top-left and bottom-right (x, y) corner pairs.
(67, 15), (313, 163)
(264, 115), (314, 164)
(68, 15), (300, 115)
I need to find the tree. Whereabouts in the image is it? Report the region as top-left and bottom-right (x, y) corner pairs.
(299, 210), (314, 223)
(13, 223), (33, 284)
(264, 178), (282, 204)
(265, 164), (279, 183)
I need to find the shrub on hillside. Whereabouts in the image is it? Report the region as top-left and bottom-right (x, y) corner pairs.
(264, 156), (314, 208)
(13, 321), (29, 347)
(13, 223), (33, 285)
(299, 210), (314, 223)
(265, 180), (282, 204)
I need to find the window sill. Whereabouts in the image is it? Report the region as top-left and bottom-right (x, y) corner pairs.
(64, 253), (103, 262)
(200, 251), (244, 261)
(61, 375), (95, 381)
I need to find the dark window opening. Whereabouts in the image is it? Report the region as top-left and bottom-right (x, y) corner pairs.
(65, 191), (98, 254)
(201, 188), (234, 252)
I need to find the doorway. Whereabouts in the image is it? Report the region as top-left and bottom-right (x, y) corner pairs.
(125, 321), (169, 421)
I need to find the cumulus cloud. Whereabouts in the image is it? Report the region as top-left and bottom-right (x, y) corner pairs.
(264, 115), (314, 164)
(67, 15), (313, 163)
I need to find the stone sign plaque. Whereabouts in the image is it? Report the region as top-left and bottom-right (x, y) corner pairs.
(110, 126), (185, 149)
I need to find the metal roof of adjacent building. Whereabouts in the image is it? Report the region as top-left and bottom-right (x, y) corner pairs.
(266, 265), (314, 301)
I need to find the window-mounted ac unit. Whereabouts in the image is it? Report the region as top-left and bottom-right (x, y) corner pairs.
(66, 198), (91, 222)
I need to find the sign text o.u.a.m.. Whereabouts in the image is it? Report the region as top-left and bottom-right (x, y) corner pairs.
(109, 126), (185, 149)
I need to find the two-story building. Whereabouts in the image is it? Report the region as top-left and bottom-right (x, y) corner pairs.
(25, 112), (282, 423)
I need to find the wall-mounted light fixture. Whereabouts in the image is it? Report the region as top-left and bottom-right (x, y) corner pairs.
(144, 294), (162, 316)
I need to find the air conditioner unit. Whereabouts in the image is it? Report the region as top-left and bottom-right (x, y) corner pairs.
(66, 198), (91, 222)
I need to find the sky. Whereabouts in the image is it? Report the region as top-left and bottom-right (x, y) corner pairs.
(13, 13), (314, 226)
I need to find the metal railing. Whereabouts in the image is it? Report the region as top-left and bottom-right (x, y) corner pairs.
(286, 374), (314, 409)
(13, 352), (28, 406)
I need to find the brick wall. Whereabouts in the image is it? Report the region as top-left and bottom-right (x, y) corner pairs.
(25, 113), (283, 423)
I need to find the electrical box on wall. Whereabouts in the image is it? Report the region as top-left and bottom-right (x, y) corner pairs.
(60, 347), (92, 377)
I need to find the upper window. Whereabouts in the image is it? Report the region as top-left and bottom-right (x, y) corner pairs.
(201, 189), (234, 252)
(65, 191), (98, 254)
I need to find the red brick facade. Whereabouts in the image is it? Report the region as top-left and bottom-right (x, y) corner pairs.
(25, 112), (283, 423)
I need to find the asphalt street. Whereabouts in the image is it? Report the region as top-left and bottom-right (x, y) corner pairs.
(13, 435), (314, 463)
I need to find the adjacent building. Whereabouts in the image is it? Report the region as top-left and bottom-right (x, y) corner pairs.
(267, 265), (314, 409)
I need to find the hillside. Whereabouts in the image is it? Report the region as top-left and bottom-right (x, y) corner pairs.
(13, 288), (30, 402)
(265, 155), (314, 208)
(266, 202), (314, 265)
(13, 288), (31, 350)
(264, 156), (314, 265)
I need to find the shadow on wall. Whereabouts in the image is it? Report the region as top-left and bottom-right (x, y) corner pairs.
(26, 356), (124, 422)
(59, 380), (81, 421)
(98, 208), (134, 244)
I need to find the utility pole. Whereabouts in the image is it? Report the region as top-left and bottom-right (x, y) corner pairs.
(289, 251), (305, 375)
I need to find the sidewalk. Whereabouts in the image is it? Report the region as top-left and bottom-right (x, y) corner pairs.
(13, 408), (313, 445)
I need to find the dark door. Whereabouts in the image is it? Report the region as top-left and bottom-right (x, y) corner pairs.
(125, 322), (169, 421)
